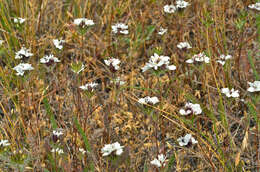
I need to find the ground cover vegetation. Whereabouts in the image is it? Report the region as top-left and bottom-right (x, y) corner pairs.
(0, 0), (259, 171)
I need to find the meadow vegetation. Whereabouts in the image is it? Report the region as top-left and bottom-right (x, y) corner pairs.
(0, 0), (259, 171)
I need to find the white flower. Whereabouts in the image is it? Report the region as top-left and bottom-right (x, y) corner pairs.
(79, 82), (98, 91)
(0, 140), (10, 147)
(0, 40), (4, 45)
(177, 134), (198, 146)
(158, 27), (167, 35)
(13, 17), (26, 24)
(176, 0), (190, 9)
(221, 88), (239, 98)
(164, 5), (176, 13)
(216, 60), (226, 66)
(177, 42), (192, 49)
(248, 2), (260, 11)
(219, 54), (232, 60)
(151, 154), (166, 168)
(40, 54), (60, 64)
(104, 58), (121, 70)
(186, 52), (210, 64)
(53, 129), (63, 137)
(51, 148), (64, 154)
(15, 47), (33, 59)
(13, 63), (34, 76)
(138, 96), (159, 105)
(53, 39), (65, 49)
(101, 142), (124, 156)
(79, 148), (86, 154)
(217, 54), (232, 66)
(247, 81), (260, 92)
(179, 102), (202, 115)
(142, 53), (176, 72)
(112, 23), (129, 34)
(73, 18), (94, 27)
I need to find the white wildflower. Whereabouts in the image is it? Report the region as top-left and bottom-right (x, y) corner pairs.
(53, 39), (65, 50)
(13, 63), (34, 76)
(164, 5), (176, 13)
(104, 58), (121, 70)
(13, 17), (26, 24)
(101, 142), (124, 156)
(51, 148), (64, 154)
(217, 54), (232, 66)
(142, 53), (176, 72)
(15, 47), (33, 59)
(40, 54), (60, 64)
(53, 129), (63, 137)
(248, 2), (260, 11)
(79, 82), (98, 91)
(186, 52), (210, 64)
(179, 102), (202, 115)
(247, 81), (260, 92)
(221, 88), (239, 98)
(112, 23), (129, 34)
(158, 27), (167, 35)
(79, 148), (86, 155)
(73, 18), (94, 27)
(176, 0), (190, 9)
(0, 140), (10, 147)
(177, 134), (198, 146)
(177, 42), (192, 49)
(138, 96), (159, 105)
(151, 154), (166, 168)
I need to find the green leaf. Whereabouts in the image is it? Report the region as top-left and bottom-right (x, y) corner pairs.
(43, 97), (58, 129)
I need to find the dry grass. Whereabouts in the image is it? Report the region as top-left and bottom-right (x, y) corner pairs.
(0, 0), (259, 171)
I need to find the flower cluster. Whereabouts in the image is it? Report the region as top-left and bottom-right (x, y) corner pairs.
(112, 23), (129, 35)
(79, 82), (98, 91)
(164, 0), (190, 13)
(158, 27), (167, 35)
(179, 102), (202, 115)
(151, 154), (166, 168)
(138, 96), (159, 105)
(0, 139), (10, 147)
(40, 54), (60, 65)
(14, 17), (26, 24)
(216, 54), (232, 66)
(13, 63), (34, 76)
(15, 47), (33, 59)
(53, 39), (65, 50)
(73, 18), (94, 27)
(186, 52), (210, 64)
(247, 81), (260, 92)
(104, 58), (121, 71)
(221, 88), (239, 98)
(177, 42), (192, 50)
(248, 2), (260, 11)
(177, 134), (198, 146)
(101, 142), (124, 156)
(142, 53), (176, 72)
